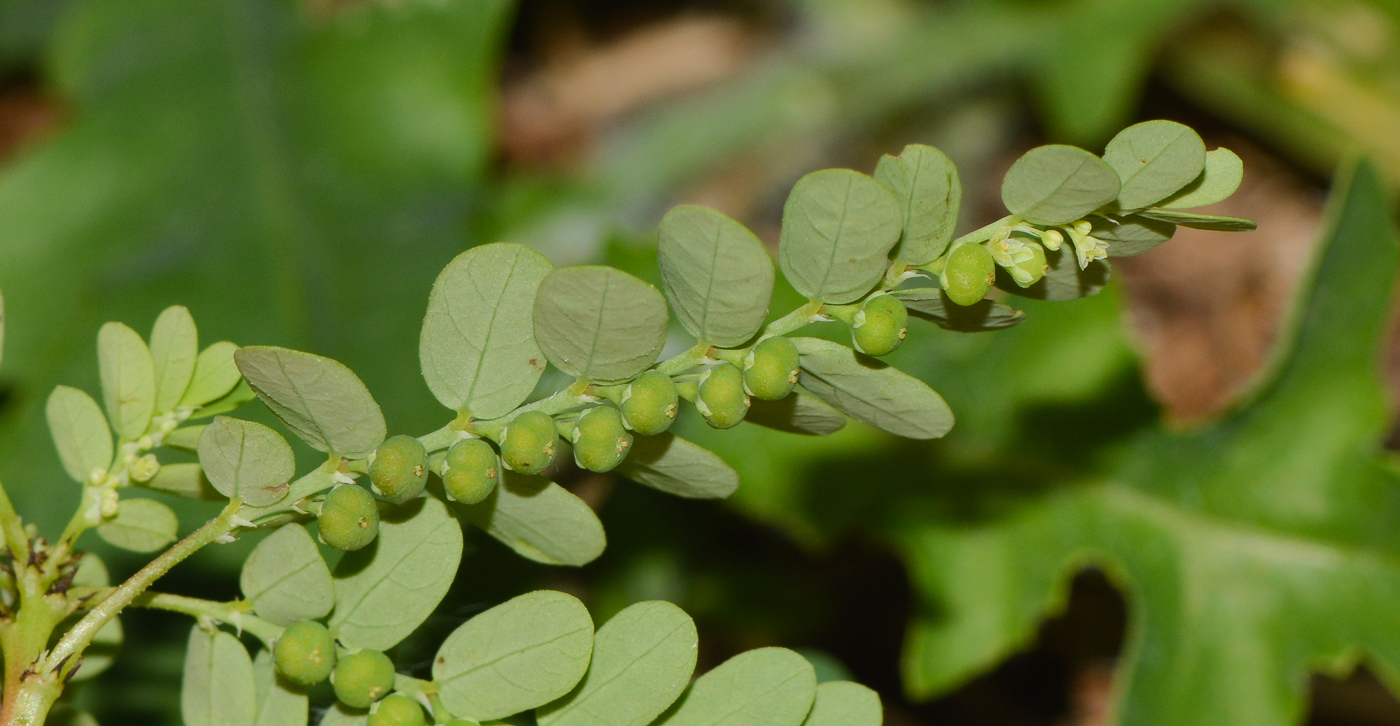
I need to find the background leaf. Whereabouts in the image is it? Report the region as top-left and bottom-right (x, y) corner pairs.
(98, 321), (155, 440)
(181, 628), (257, 726)
(617, 434), (740, 499)
(658, 205), (774, 347)
(1102, 120), (1206, 210)
(434, 590), (595, 722)
(150, 306), (198, 416)
(234, 347), (386, 457)
(1139, 208), (1258, 231)
(458, 473), (607, 565)
(1160, 147), (1244, 208)
(792, 338), (953, 440)
(778, 169), (902, 304)
(144, 462), (221, 501)
(252, 649), (308, 726)
(891, 288), (1025, 332)
(240, 524), (333, 626)
(875, 144), (961, 265)
(197, 417), (295, 506)
(420, 242), (553, 418)
(655, 647), (817, 726)
(800, 682), (881, 726)
(1093, 215), (1177, 257)
(533, 266), (670, 384)
(46, 385), (112, 482)
(1000, 145), (1120, 225)
(745, 392), (847, 437)
(97, 497), (177, 552)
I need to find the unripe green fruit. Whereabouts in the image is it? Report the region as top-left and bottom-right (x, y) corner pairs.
(443, 438), (499, 505)
(500, 410), (558, 475)
(696, 363), (749, 429)
(333, 649), (396, 709)
(944, 243), (995, 306)
(852, 295), (908, 356)
(743, 337), (799, 401)
(368, 694), (426, 726)
(620, 371), (678, 435)
(319, 485), (379, 552)
(273, 621), (336, 686)
(1011, 241), (1048, 287)
(369, 435), (428, 505)
(571, 406), (633, 473)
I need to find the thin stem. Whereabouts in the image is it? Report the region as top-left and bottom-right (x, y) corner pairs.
(949, 214), (1015, 249)
(133, 591), (282, 644)
(0, 476), (28, 564)
(43, 499), (244, 675)
(760, 301), (826, 338)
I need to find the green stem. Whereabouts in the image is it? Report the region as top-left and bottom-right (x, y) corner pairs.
(0, 476), (28, 564)
(949, 214), (1015, 248)
(135, 591), (283, 645)
(761, 301), (826, 338)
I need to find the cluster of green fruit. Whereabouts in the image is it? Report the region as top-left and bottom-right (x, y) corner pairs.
(273, 622), (432, 726)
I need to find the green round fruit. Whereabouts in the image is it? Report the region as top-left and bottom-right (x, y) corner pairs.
(571, 406), (633, 473)
(333, 649), (396, 709)
(500, 410), (558, 475)
(368, 694), (425, 726)
(369, 435), (428, 505)
(318, 485), (380, 552)
(852, 295), (908, 356)
(443, 438), (499, 505)
(697, 363), (749, 429)
(620, 371), (678, 435)
(1011, 241), (1048, 287)
(743, 337), (799, 401)
(273, 621), (336, 686)
(944, 243), (996, 306)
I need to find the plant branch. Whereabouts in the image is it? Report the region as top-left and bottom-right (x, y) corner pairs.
(0, 475), (28, 564)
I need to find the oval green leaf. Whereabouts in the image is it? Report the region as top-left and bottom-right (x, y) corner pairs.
(792, 338), (953, 440)
(46, 386), (113, 483)
(539, 600), (698, 726)
(1138, 208), (1258, 232)
(187, 381), (258, 421)
(801, 682), (881, 726)
(779, 169), (902, 304)
(890, 288), (1025, 332)
(1102, 120), (1207, 210)
(658, 205), (775, 347)
(654, 647), (817, 726)
(240, 524), (334, 626)
(995, 245), (1110, 301)
(458, 473), (607, 566)
(181, 342), (242, 408)
(162, 425), (206, 452)
(146, 462), (221, 500)
(617, 434), (739, 499)
(1001, 145), (1120, 225)
(234, 346), (386, 457)
(98, 321), (156, 440)
(198, 417), (296, 507)
(533, 266), (670, 384)
(182, 628), (257, 726)
(97, 497), (178, 553)
(875, 144), (961, 265)
(434, 590), (595, 722)
(420, 243), (554, 418)
(330, 497), (463, 650)
(253, 649), (309, 726)
(1160, 147), (1244, 209)
(1093, 215), (1177, 257)
(746, 391), (847, 436)
(151, 305), (199, 415)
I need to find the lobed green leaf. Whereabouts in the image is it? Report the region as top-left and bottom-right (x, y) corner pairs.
(458, 473), (607, 565)
(791, 338), (953, 440)
(1001, 145), (1120, 226)
(420, 242), (554, 418)
(434, 590), (595, 721)
(240, 524), (334, 626)
(875, 144), (961, 265)
(234, 346), (386, 457)
(97, 497), (178, 552)
(618, 434), (740, 499)
(1160, 147), (1244, 209)
(46, 386), (113, 482)
(658, 205), (774, 347)
(779, 169), (902, 304)
(1102, 120), (1206, 210)
(800, 682), (881, 726)
(746, 391), (847, 436)
(533, 266), (670, 384)
(891, 288), (1025, 332)
(180, 342), (242, 409)
(197, 417), (296, 507)
(181, 628), (257, 726)
(654, 647), (817, 726)
(150, 305), (199, 415)
(98, 321), (156, 440)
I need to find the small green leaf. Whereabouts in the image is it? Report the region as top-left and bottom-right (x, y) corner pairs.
(331, 497), (463, 650)
(197, 417), (296, 507)
(234, 346), (386, 457)
(996, 245), (1110, 301)
(253, 649), (309, 726)
(316, 704), (366, 726)
(1001, 145), (1120, 225)
(801, 682), (881, 726)
(658, 205), (775, 347)
(746, 391), (847, 436)
(1102, 120), (1207, 210)
(1159, 147), (1244, 209)
(779, 169), (903, 304)
(150, 305), (199, 415)
(145, 463), (221, 500)
(434, 590), (595, 722)
(97, 497), (178, 552)
(98, 321), (156, 440)
(187, 381), (257, 421)
(539, 600), (698, 726)
(875, 144), (961, 265)
(46, 386), (113, 482)
(241, 524), (334, 626)
(1093, 215), (1177, 257)
(181, 342), (242, 408)
(420, 242), (554, 418)
(533, 266), (670, 384)
(618, 434), (739, 499)
(458, 472), (607, 566)
(792, 338), (953, 440)
(654, 647), (817, 726)
(1138, 208), (1257, 232)
(163, 425), (206, 452)
(182, 628), (257, 726)
(891, 288), (1025, 332)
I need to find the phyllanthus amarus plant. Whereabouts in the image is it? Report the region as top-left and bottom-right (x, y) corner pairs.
(0, 120), (1250, 726)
